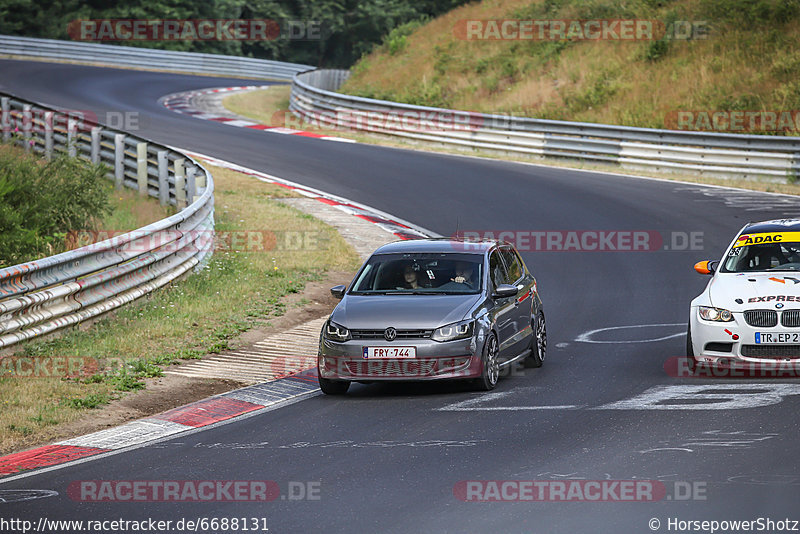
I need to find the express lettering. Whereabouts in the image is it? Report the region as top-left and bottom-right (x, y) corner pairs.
(748, 295), (797, 303)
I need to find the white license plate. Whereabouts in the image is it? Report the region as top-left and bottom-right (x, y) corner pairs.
(755, 332), (800, 344)
(362, 346), (416, 359)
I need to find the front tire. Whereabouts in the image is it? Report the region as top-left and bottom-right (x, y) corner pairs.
(686, 323), (698, 374)
(475, 332), (500, 391)
(319, 376), (350, 395)
(525, 311), (547, 368)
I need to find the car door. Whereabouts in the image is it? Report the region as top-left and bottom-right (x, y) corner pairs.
(499, 246), (535, 358)
(488, 249), (518, 362)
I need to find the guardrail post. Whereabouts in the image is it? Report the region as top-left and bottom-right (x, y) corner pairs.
(1, 97), (9, 142)
(174, 158), (186, 206)
(44, 111), (54, 160)
(137, 142), (148, 196)
(186, 166), (197, 205)
(157, 150), (169, 206)
(114, 133), (125, 189)
(67, 118), (77, 157)
(91, 127), (101, 164)
(22, 104), (32, 152)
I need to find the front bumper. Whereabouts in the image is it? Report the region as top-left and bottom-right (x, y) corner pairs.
(690, 308), (800, 368)
(318, 336), (482, 381)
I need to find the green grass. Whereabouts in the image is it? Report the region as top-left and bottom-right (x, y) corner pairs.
(339, 0), (800, 132)
(0, 163), (360, 455)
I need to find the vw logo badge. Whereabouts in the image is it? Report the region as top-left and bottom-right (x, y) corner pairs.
(384, 327), (397, 341)
(776, 303), (785, 309)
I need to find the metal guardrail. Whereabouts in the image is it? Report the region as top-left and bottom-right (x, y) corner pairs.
(0, 92), (215, 348)
(291, 70), (800, 182)
(0, 35), (311, 81)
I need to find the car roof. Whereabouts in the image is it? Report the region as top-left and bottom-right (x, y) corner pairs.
(742, 219), (800, 234)
(372, 238), (501, 255)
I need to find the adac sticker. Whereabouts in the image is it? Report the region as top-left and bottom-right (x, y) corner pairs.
(733, 232), (800, 248)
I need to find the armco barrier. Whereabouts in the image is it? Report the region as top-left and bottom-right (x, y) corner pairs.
(0, 35), (310, 81)
(0, 92), (214, 348)
(290, 69), (800, 182)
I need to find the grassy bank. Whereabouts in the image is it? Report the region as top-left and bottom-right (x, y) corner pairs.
(339, 0), (800, 131)
(0, 163), (360, 454)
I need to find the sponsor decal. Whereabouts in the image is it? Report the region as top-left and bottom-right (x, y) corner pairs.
(733, 232), (800, 247)
(747, 295), (800, 303)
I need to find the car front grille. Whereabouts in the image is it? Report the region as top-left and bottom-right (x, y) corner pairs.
(743, 310), (778, 328)
(350, 329), (433, 340)
(781, 311), (800, 327)
(346, 360), (437, 377)
(741, 345), (800, 359)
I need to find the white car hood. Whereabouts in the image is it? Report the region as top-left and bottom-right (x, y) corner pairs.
(709, 272), (800, 310)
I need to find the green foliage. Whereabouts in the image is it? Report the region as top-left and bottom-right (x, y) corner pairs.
(699, 0), (800, 25)
(0, 0), (472, 67)
(63, 393), (109, 409)
(0, 149), (113, 268)
(563, 68), (622, 113)
(644, 38), (670, 61)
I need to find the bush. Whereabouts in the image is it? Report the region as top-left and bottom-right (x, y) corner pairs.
(0, 148), (113, 267)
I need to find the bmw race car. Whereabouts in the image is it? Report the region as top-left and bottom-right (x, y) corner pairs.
(688, 219), (800, 368)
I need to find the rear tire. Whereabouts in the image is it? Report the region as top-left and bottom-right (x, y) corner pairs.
(525, 311), (546, 368)
(319, 376), (350, 395)
(475, 332), (500, 391)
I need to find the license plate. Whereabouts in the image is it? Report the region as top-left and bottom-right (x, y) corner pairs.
(755, 332), (800, 344)
(362, 346), (416, 359)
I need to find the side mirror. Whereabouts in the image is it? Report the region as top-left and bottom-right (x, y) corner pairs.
(330, 285), (346, 299)
(493, 284), (519, 299)
(694, 260), (717, 275)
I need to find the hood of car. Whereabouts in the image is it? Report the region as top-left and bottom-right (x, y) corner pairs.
(332, 294), (483, 330)
(709, 272), (800, 310)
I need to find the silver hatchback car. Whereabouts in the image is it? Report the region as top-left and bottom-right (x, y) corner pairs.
(317, 239), (546, 394)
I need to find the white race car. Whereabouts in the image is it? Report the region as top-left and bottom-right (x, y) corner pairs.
(689, 219), (800, 369)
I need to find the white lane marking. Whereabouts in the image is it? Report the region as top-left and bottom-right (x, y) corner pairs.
(575, 323), (685, 344)
(0, 489), (58, 503)
(639, 448), (694, 454)
(437, 391), (581, 411)
(597, 384), (800, 410)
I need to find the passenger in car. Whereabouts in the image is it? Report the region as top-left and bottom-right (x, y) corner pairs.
(400, 263), (422, 289)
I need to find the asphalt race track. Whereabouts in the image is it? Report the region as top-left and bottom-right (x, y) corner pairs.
(2, 59), (800, 533)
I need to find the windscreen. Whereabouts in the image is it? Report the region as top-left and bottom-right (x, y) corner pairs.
(721, 232), (800, 272)
(350, 253), (483, 294)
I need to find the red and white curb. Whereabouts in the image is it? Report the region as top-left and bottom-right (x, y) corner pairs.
(0, 155), (435, 480)
(0, 372), (319, 478)
(186, 151), (434, 241)
(159, 86), (355, 143)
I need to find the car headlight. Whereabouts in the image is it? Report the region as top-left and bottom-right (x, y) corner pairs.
(431, 319), (475, 342)
(324, 321), (351, 342)
(698, 306), (734, 322)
